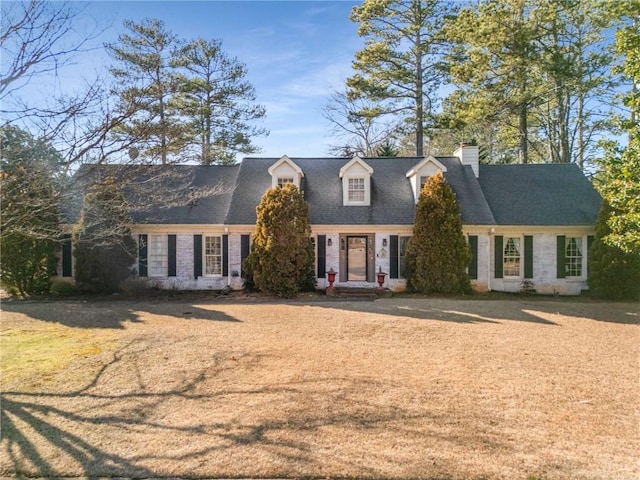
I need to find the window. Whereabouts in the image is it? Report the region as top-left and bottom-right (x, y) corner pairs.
(420, 175), (429, 190)
(205, 236), (222, 275)
(149, 235), (168, 276)
(348, 177), (365, 202)
(565, 237), (583, 277)
(277, 177), (294, 187)
(399, 236), (410, 279)
(503, 237), (521, 277)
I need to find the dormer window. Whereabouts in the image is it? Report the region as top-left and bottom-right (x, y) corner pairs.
(277, 177), (294, 187)
(348, 178), (365, 202)
(340, 156), (373, 206)
(268, 155), (303, 189)
(406, 156), (447, 202)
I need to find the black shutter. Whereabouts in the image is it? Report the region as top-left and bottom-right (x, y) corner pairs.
(389, 235), (399, 279)
(587, 235), (594, 253)
(194, 235), (202, 278)
(524, 235), (533, 279)
(317, 235), (326, 278)
(138, 234), (148, 277)
(241, 235), (250, 276)
(62, 234), (72, 277)
(222, 234), (229, 276)
(557, 235), (566, 278)
(468, 235), (478, 280)
(494, 235), (503, 279)
(168, 234), (177, 277)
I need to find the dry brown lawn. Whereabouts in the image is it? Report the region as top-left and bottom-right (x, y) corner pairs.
(1, 295), (638, 479)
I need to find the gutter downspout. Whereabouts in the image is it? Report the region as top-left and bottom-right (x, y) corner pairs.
(225, 228), (231, 287)
(488, 228), (495, 292)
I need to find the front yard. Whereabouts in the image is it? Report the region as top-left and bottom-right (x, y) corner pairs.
(1, 296), (638, 479)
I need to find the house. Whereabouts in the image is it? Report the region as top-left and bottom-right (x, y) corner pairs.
(59, 145), (602, 295)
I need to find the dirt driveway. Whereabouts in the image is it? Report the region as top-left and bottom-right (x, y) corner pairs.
(1, 296), (638, 479)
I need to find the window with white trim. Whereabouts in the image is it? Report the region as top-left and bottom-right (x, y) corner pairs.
(149, 235), (168, 277)
(348, 177), (365, 202)
(277, 177), (294, 187)
(565, 237), (583, 277)
(420, 175), (429, 190)
(503, 237), (521, 277)
(205, 236), (222, 275)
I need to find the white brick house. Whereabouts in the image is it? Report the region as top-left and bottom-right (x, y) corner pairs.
(60, 145), (601, 295)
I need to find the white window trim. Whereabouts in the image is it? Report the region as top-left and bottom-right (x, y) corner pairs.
(565, 236), (586, 280)
(204, 235), (223, 277)
(503, 236), (522, 279)
(343, 175), (370, 206)
(148, 234), (168, 277)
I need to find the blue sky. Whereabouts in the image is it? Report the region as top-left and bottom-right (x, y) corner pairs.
(32, 1), (365, 159)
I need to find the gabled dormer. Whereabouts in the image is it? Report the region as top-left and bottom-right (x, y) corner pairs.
(339, 156), (373, 206)
(406, 156), (447, 202)
(268, 155), (304, 189)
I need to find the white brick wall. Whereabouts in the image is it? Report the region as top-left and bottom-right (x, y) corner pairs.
(488, 233), (588, 295)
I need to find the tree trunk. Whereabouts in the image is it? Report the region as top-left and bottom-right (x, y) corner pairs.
(577, 94), (584, 170)
(519, 104), (528, 164)
(415, 28), (424, 157)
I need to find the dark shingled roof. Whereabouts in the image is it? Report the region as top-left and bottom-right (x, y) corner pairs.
(478, 163), (602, 225)
(66, 164), (240, 225)
(225, 157), (495, 225)
(66, 158), (600, 228)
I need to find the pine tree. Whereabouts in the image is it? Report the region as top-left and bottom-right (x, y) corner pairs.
(74, 177), (137, 293)
(106, 18), (188, 164)
(588, 200), (640, 300)
(245, 184), (315, 297)
(347, 0), (456, 157)
(171, 38), (267, 165)
(405, 173), (471, 294)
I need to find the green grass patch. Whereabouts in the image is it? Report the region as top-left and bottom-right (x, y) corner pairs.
(1, 326), (113, 387)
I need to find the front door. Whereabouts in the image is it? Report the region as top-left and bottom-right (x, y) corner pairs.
(347, 236), (367, 281)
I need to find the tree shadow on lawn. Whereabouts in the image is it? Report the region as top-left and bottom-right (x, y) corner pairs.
(1, 342), (511, 479)
(292, 296), (640, 325)
(1, 300), (240, 329)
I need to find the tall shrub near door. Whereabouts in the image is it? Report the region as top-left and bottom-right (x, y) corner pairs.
(406, 173), (471, 294)
(245, 183), (315, 296)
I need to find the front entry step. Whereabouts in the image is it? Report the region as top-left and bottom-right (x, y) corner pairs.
(327, 287), (391, 300)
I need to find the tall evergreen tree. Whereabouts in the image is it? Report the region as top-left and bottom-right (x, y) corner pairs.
(0, 125), (60, 295)
(588, 200), (640, 300)
(446, 0), (542, 164)
(347, 0), (456, 157)
(594, 1), (640, 255)
(445, 0), (616, 166)
(171, 38), (267, 165)
(405, 173), (471, 294)
(106, 18), (188, 164)
(244, 184), (315, 297)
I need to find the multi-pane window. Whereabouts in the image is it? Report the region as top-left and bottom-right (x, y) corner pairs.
(503, 237), (521, 277)
(399, 236), (410, 279)
(149, 235), (168, 277)
(277, 177), (294, 187)
(565, 237), (583, 277)
(420, 175), (429, 190)
(348, 177), (365, 202)
(205, 236), (222, 275)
